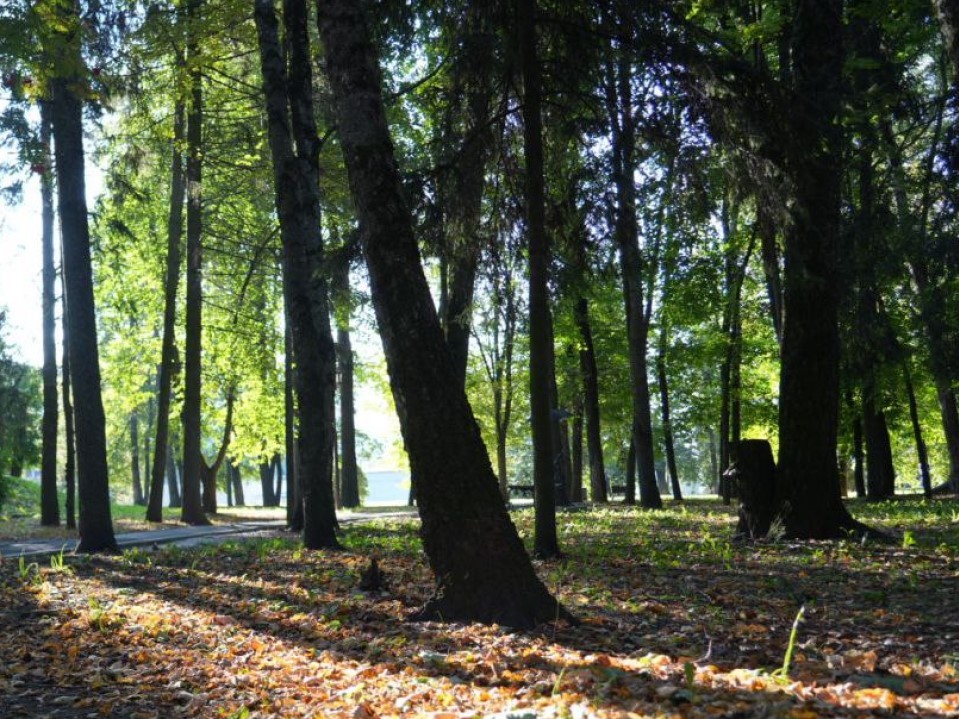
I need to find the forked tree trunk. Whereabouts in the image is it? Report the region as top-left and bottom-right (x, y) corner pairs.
(147, 95), (186, 523)
(284, 324), (302, 530)
(255, 0), (339, 548)
(200, 390), (235, 514)
(39, 101), (59, 527)
(317, 0), (569, 626)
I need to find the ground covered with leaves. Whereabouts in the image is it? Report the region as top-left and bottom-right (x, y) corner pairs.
(1, 499), (958, 718)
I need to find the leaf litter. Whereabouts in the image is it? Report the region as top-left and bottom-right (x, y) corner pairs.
(0, 500), (957, 718)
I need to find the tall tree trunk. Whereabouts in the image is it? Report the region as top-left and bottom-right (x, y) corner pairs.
(255, 0), (339, 548)
(180, 0), (209, 526)
(39, 101), (59, 527)
(774, 0), (861, 538)
(570, 398), (584, 503)
(333, 257), (360, 509)
(130, 412), (145, 505)
(854, 124), (896, 502)
(607, 43), (661, 510)
(147, 96), (186, 523)
(166, 439), (182, 508)
(48, 12), (116, 551)
(574, 296), (607, 503)
(516, 0), (562, 555)
(284, 324), (302, 529)
(317, 0), (569, 626)
(624, 437), (636, 504)
(61, 299), (76, 530)
(853, 415), (866, 498)
(656, 340), (682, 502)
(707, 427), (718, 494)
(337, 324), (360, 508)
(903, 361), (933, 497)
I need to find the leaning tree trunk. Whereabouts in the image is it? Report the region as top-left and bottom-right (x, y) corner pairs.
(49, 25), (116, 551)
(39, 101), (59, 527)
(147, 96), (186, 524)
(317, 0), (569, 626)
(255, 0), (339, 548)
(774, 0), (863, 538)
(180, 0), (209, 526)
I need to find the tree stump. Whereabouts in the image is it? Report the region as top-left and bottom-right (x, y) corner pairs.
(728, 439), (777, 539)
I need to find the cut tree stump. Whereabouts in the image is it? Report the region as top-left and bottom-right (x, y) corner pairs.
(727, 439), (777, 539)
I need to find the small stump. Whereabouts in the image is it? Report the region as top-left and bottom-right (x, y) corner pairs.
(727, 439), (777, 539)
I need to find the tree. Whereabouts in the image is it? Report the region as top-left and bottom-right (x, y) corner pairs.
(603, 17), (662, 509)
(774, 0), (862, 537)
(146, 89), (186, 523)
(316, 0), (569, 627)
(517, 0), (562, 556)
(254, 0), (338, 548)
(42, 0), (117, 551)
(39, 100), (59, 526)
(180, 0), (209, 526)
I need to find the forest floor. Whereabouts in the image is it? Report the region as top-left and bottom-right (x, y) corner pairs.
(1, 498), (958, 719)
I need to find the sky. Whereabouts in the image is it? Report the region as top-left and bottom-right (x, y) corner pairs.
(0, 169), (46, 367)
(0, 150), (405, 472)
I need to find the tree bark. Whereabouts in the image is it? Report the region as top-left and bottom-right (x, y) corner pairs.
(284, 323), (302, 529)
(48, 18), (116, 551)
(230, 460), (245, 506)
(147, 95), (186, 523)
(607, 41), (661, 510)
(774, 0), (861, 537)
(935, 0), (959, 77)
(130, 412), (145, 505)
(516, 0), (562, 555)
(439, 5), (494, 388)
(166, 439), (182, 508)
(853, 415), (866, 498)
(61, 295), (76, 530)
(180, 0), (209, 526)
(255, 0), (339, 548)
(333, 259), (360, 508)
(316, 0), (569, 626)
(39, 101), (59, 527)
(570, 397), (584, 503)
(200, 390), (235, 514)
(903, 361), (932, 497)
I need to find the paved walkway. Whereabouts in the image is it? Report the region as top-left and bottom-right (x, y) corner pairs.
(0, 510), (419, 559)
